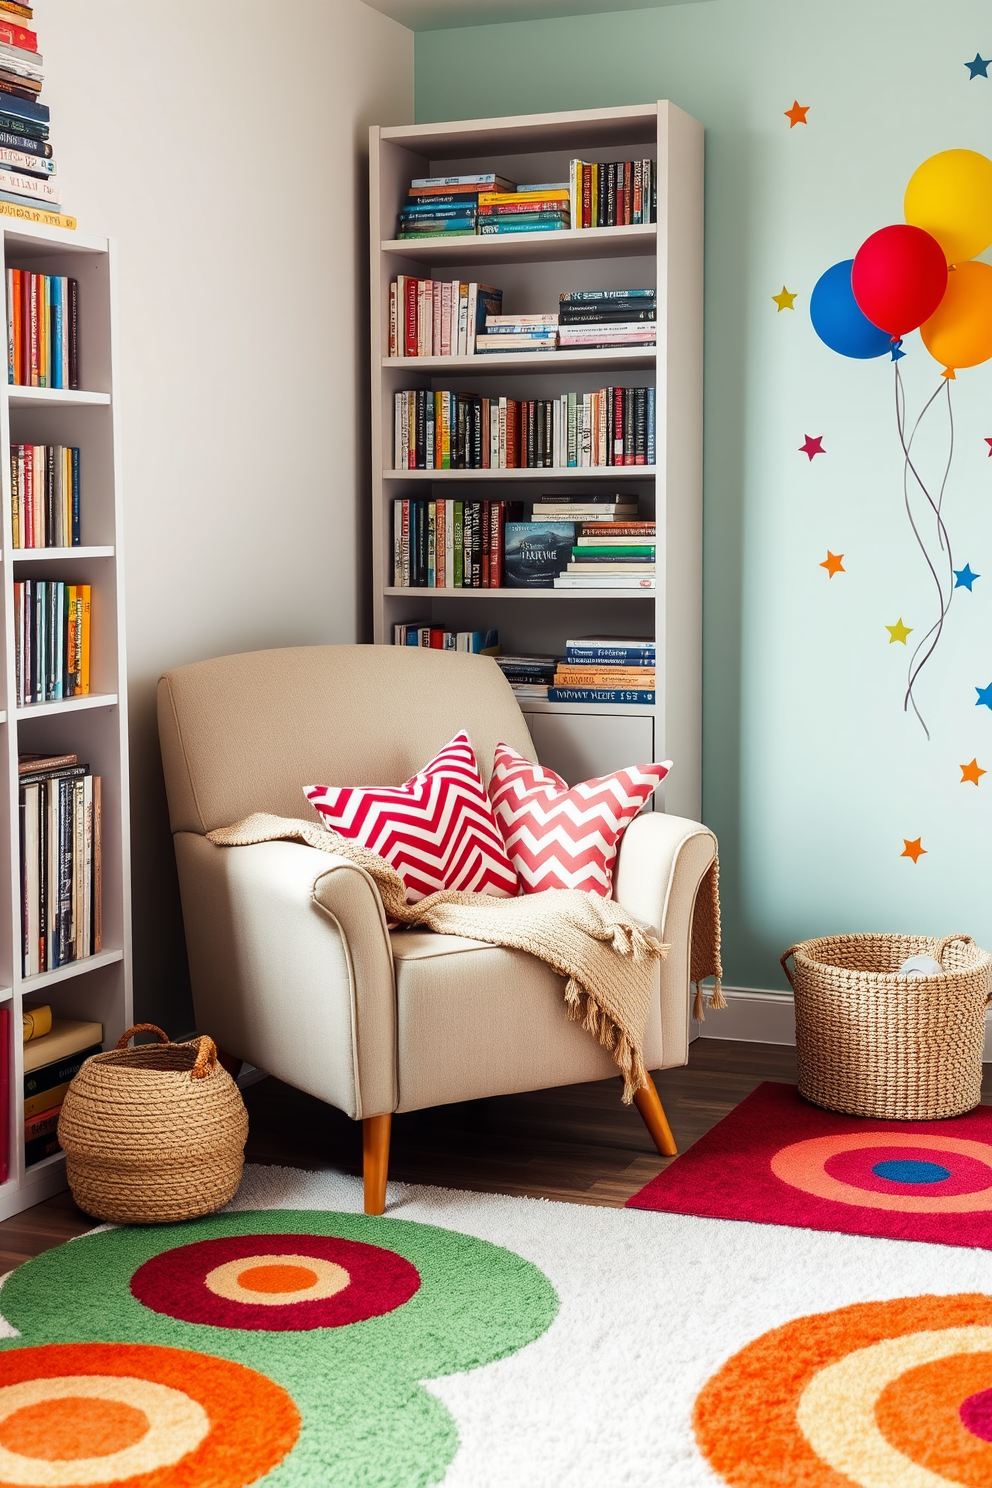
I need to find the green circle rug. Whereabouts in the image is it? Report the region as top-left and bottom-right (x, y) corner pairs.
(0, 1208), (558, 1487)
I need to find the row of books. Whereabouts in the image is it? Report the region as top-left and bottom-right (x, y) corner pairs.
(6, 269), (78, 387)
(568, 161), (657, 229)
(497, 636), (656, 704)
(19, 753), (103, 979)
(10, 443), (80, 547)
(393, 388), (656, 469)
(14, 580), (92, 704)
(394, 165), (656, 240)
(23, 1015), (103, 1167)
(392, 500), (654, 590)
(391, 626), (499, 652)
(389, 284), (657, 358)
(0, 1), (67, 232)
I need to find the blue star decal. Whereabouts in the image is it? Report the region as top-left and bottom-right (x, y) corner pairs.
(977, 683), (992, 709)
(955, 563), (980, 590)
(965, 52), (990, 78)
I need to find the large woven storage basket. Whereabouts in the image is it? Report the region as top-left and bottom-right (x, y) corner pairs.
(782, 934), (992, 1120)
(58, 1023), (248, 1223)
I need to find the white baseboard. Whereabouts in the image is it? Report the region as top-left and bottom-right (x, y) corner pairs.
(694, 987), (992, 1061)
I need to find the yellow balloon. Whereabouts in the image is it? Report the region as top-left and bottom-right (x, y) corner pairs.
(920, 260), (992, 371)
(904, 148), (992, 264)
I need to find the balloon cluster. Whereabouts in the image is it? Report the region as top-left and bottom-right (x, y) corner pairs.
(811, 149), (992, 372)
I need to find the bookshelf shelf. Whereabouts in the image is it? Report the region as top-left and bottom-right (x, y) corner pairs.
(21, 947), (124, 993)
(383, 347), (656, 373)
(12, 546), (114, 562)
(371, 104), (702, 806)
(8, 388), (110, 409)
(0, 987), (10, 1004)
(0, 221), (131, 1220)
(382, 223), (657, 265)
(383, 467), (656, 482)
(15, 693), (118, 720)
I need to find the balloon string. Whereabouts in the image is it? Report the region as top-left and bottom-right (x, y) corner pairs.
(893, 365), (955, 739)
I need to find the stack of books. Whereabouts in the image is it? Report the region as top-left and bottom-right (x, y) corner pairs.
(394, 387), (655, 469)
(389, 277), (502, 357)
(6, 269), (78, 386)
(14, 580), (91, 703)
(563, 517), (656, 588)
(392, 625), (498, 653)
(548, 635), (656, 704)
(10, 443), (80, 546)
(393, 497), (521, 587)
(505, 496), (655, 591)
(23, 1014), (103, 1167)
(19, 752), (103, 978)
(477, 184), (570, 235)
(475, 313), (558, 354)
(558, 289), (656, 350)
(568, 160), (656, 228)
(495, 655), (559, 700)
(0, 1), (67, 227)
(396, 173), (515, 239)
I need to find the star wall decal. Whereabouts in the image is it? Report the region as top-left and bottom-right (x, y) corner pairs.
(901, 838), (926, 863)
(985, 437), (992, 457)
(965, 52), (990, 79)
(976, 683), (992, 709)
(886, 618), (912, 644)
(772, 286), (797, 311)
(961, 758), (987, 785)
(784, 100), (809, 127)
(800, 434), (825, 460)
(954, 563), (980, 590)
(820, 551), (844, 578)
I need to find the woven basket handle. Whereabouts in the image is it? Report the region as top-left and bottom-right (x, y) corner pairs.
(191, 1036), (218, 1080)
(780, 946), (799, 991)
(934, 934), (974, 963)
(116, 1023), (169, 1050)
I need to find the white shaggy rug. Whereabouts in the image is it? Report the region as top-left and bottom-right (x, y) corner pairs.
(220, 1163), (992, 1486)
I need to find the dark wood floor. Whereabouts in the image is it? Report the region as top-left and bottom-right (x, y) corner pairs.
(0, 1039), (801, 1272)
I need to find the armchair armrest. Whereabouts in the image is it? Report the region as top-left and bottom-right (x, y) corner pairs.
(613, 813), (718, 1068)
(174, 832), (397, 1119)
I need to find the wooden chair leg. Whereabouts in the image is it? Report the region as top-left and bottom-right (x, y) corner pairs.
(633, 1074), (678, 1157)
(363, 1113), (391, 1215)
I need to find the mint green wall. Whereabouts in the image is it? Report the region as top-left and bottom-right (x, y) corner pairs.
(416, 1), (992, 991)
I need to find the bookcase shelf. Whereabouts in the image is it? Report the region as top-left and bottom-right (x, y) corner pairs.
(370, 103), (702, 807)
(0, 220), (130, 1220)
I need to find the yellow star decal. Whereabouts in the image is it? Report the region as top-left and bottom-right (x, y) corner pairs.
(772, 286), (797, 312)
(886, 618), (912, 645)
(961, 758), (987, 786)
(820, 551), (844, 578)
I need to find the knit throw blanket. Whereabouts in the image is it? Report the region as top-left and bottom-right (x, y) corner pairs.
(207, 812), (690, 1102)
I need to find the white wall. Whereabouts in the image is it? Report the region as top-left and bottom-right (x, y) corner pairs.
(37, 0), (414, 1029)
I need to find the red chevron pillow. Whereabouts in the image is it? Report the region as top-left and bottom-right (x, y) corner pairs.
(488, 743), (671, 895)
(303, 731), (519, 903)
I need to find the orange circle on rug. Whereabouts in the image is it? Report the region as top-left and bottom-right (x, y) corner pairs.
(237, 1265), (320, 1294)
(694, 1293), (992, 1487)
(0, 1341), (299, 1488)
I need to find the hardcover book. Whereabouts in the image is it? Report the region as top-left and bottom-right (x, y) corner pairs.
(504, 522), (575, 587)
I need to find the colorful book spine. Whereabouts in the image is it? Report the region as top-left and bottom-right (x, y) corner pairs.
(19, 764), (101, 976)
(546, 688), (656, 703)
(5, 270), (77, 385)
(13, 579), (90, 703)
(9, 444), (80, 547)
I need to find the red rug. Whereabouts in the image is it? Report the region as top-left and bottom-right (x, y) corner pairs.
(627, 1081), (992, 1247)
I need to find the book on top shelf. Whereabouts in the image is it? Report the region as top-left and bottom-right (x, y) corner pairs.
(0, 7), (72, 233)
(568, 159), (656, 228)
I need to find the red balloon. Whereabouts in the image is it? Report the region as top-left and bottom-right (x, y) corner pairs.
(851, 224), (947, 338)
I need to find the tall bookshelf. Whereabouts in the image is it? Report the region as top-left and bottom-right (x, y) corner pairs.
(0, 219), (130, 1219)
(370, 103), (703, 819)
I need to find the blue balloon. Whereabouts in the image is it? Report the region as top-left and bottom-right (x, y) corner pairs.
(810, 259), (892, 359)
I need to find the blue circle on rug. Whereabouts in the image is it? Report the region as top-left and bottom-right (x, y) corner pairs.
(871, 1159), (952, 1185)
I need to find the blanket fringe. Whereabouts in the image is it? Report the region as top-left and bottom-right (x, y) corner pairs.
(692, 984), (706, 1023)
(708, 979), (727, 1011)
(565, 977), (643, 1102)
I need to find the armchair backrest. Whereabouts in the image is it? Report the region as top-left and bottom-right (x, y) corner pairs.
(157, 644), (538, 835)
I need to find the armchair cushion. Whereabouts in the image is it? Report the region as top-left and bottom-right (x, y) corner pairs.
(488, 742), (671, 894)
(304, 731), (518, 902)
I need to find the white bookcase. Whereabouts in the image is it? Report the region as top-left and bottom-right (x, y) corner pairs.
(0, 219), (130, 1219)
(369, 103), (703, 819)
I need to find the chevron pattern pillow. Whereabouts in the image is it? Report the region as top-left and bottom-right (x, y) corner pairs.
(488, 743), (671, 895)
(304, 731), (519, 903)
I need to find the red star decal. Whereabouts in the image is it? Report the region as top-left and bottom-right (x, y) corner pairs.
(985, 437), (992, 457)
(901, 837), (927, 864)
(800, 435), (825, 460)
(784, 101), (810, 127)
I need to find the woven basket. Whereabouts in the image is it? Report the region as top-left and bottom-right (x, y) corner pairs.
(781, 933), (992, 1120)
(58, 1023), (248, 1224)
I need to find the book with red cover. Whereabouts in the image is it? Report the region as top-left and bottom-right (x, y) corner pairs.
(0, 24), (37, 51)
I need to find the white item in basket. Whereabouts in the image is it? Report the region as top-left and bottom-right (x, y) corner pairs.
(898, 954), (945, 978)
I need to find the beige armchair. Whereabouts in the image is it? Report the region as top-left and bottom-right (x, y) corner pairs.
(157, 644), (717, 1213)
